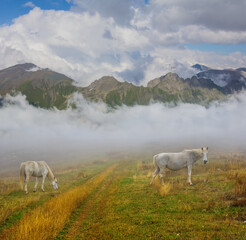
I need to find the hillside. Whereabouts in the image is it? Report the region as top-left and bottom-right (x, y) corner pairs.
(1, 63), (246, 109)
(195, 66), (246, 93)
(150, 73), (224, 104)
(81, 73), (225, 107)
(0, 63), (77, 109)
(81, 76), (153, 107)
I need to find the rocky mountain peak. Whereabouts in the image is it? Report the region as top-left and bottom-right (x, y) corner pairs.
(192, 64), (210, 72)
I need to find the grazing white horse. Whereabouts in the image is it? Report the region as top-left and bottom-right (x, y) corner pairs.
(150, 147), (208, 185)
(20, 161), (58, 194)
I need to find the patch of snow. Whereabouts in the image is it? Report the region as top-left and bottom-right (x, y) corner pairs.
(25, 66), (42, 72)
(200, 73), (230, 87)
(240, 71), (246, 79)
(211, 73), (231, 87)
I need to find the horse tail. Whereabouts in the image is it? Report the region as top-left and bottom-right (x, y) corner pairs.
(153, 154), (158, 168)
(20, 163), (25, 190)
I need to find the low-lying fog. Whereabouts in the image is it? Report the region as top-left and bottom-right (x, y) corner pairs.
(1, 92), (246, 173)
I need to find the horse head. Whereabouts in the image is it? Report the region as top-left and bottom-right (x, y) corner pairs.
(52, 176), (58, 190)
(201, 147), (208, 164)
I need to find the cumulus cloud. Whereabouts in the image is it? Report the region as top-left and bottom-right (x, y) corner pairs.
(149, 0), (246, 32)
(0, 1), (246, 86)
(70, 0), (146, 26)
(116, 51), (153, 84)
(0, 7), (151, 85)
(1, 92), (246, 171)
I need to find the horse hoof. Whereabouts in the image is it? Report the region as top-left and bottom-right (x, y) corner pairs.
(33, 190), (36, 192)
(25, 192), (28, 194)
(189, 183), (193, 186)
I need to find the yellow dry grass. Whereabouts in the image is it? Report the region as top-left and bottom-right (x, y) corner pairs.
(0, 177), (33, 225)
(137, 162), (153, 171)
(0, 178), (19, 195)
(152, 179), (172, 196)
(0, 196), (40, 225)
(234, 172), (246, 196)
(0, 164), (117, 240)
(226, 160), (246, 196)
(146, 155), (246, 199)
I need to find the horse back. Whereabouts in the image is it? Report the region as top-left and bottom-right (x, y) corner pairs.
(155, 153), (170, 167)
(156, 152), (189, 171)
(21, 161), (48, 177)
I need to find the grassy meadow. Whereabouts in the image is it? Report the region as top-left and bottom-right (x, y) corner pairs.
(0, 153), (245, 239)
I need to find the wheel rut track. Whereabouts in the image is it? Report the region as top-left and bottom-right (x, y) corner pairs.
(59, 162), (128, 240)
(63, 177), (114, 239)
(0, 164), (118, 240)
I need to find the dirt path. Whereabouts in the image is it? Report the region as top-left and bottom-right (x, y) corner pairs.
(63, 177), (114, 239)
(0, 164), (118, 240)
(58, 162), (128, 240)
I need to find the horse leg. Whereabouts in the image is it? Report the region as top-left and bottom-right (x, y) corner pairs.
(33, 177), (39, 192)
(24, 175), (30, 194)
(159, 168), (165, 185)
(187, 165), (193, 185)
(150, 167), (160, 185)
(41, 175), (46, 192)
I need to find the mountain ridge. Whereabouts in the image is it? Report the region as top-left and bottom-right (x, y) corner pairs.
(0, 63), (245, 109)
(0, 63), (77, 109)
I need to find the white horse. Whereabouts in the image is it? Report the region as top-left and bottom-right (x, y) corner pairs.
(20, 161), (58, 194)
(150, 147), (208, 185)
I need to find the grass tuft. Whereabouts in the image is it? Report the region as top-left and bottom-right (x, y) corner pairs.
(152, 179), (172, 196)
(234, 172), (246, 196)
(137, 162), (153, 171)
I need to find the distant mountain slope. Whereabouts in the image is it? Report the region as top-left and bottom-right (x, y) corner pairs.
(192, 64), (210, 72)
(196, 67), (246, 93)
(81, 76), (153, 107)
(81, 73), (225, 107)
(0, 63), (38, 93)
(0, 63), (77, 109)
(1, 63), (246, 109)
(150, 73), (224, 104)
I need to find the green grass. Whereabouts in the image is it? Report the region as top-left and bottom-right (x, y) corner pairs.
(17, 81), (77, 109)
(63, 158), (245, 239)
(0, 159), (115, 232)
(0, 155), (245, 239)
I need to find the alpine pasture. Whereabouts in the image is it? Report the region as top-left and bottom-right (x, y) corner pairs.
(0, 153), (245, 240)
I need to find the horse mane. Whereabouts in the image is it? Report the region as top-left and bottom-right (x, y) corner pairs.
(42, 161), (55, 181)
(184, 148), (202, 153)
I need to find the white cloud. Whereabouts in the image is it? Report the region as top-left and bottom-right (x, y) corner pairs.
(0, 1), (246, 86)
(0, 7), (152, 85)
(149, 0), (246, 32)
(0, 1), (246, 175)
(70, 0), (146, 26)
(1, 92), (246, 170)
(24, 2), (36, 8)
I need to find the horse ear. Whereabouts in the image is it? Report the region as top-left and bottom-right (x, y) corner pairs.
(201, 147), (203, 151)
(206, 147), (208, 150)
(54, 176), (55, 179)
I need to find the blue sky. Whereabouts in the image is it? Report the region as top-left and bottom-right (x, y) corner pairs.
(0, 0), (72, 25)
(184, 43), (246, 56)
(0, 0), (150, 26)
